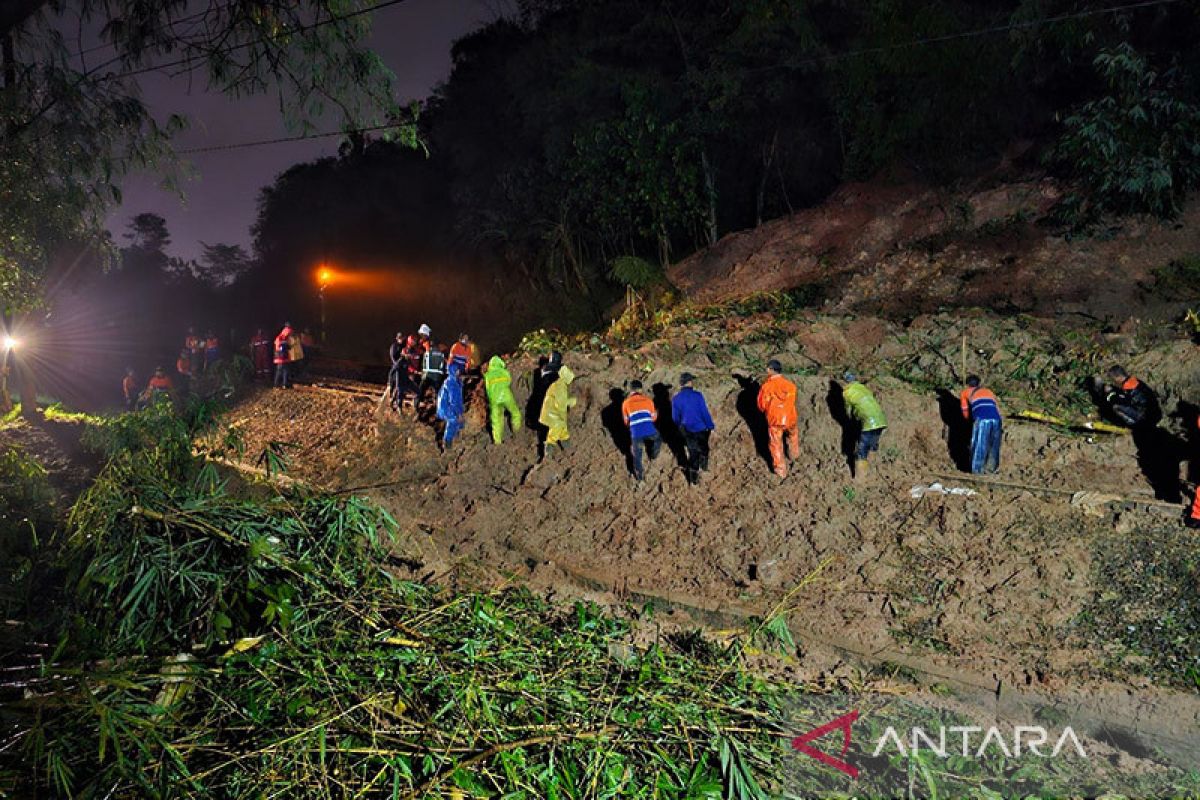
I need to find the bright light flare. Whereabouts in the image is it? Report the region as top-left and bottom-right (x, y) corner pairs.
(2, 336), (17, 351)
(317, 266), (334, 286)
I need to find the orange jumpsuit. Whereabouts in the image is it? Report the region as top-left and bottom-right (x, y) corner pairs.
(757, 373), (799, 477)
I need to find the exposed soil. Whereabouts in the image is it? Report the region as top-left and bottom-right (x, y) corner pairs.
(668, 170), (1200, 325)
(223, 310), (1200, 741)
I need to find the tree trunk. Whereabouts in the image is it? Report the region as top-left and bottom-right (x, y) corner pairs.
(700, 150), (718, 247)
(756, 130), (778, 227)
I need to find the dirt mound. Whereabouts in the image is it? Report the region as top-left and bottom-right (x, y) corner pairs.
(668, 173), (1200, 322)
(224, 311), (1200, 714)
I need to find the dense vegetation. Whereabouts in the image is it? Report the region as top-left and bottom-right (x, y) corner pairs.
(243, 0), (1200, 321)
(12, 0), (1200, 371)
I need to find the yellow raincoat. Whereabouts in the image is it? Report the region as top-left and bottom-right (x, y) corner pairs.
(538, 366), (576, 446)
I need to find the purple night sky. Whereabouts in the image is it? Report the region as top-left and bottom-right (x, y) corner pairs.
(107, 0), (494, 262)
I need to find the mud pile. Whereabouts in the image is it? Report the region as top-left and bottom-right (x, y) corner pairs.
(668, 172), (1200, 323)
(225, 311), (1200, 706)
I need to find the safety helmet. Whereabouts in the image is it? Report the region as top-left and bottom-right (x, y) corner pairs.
(418, 323), (432, 337)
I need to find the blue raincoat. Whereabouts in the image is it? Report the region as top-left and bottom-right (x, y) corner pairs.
(436, 363), (465, 445)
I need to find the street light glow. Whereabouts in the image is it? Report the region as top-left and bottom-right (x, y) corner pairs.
(318, 267), (333, 285)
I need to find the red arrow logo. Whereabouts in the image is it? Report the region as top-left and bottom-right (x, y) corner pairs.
(791, 710), (859, 778)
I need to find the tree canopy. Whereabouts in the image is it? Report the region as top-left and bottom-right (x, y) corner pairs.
(0, 0), (406, 316)
(243, 0), (1200, 321)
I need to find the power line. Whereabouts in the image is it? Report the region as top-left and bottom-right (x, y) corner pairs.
(99, 0), (412, 83)
(756, 0), (1183, 73)
(175, 122), (405, 154)
(165, 0), (1185, 159)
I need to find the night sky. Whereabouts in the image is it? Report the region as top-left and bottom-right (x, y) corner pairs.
(107, 0), (494, 263)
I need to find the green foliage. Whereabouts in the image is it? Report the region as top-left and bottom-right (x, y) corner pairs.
(11, 420), (788, 796)
(1152, 253), (1200, 300)
(1079, 523), (1200, 686)
(831, 0), (1017, 179)
(1, 1), (405, 313)
(570, 83), (707, 264)
(1052, 44), (1200, 220)
(0, 446), (55, 553)
(607, 255), (664, 290)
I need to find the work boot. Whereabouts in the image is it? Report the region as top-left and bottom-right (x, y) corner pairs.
(857, 459), (869, 478)
(1185, 514), (1200, 530)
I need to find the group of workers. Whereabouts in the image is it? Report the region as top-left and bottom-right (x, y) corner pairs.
(386, 324), (480, 415)
(465, 352), (1008, 484)
(177, 328), (222, 380)
(418, 340), (1191, 525)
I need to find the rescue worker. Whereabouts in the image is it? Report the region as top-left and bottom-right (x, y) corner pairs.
(757, 359), (799, 478)
(387, 332), (406, 408)
(484, 355), (522, 444)
(436, 362), (465, 452)
(539, 364), (576, 457)
(672, 372), (715, 485)
(960, 375), (1002, 474)
(416, 323), (433, 353)
(122, 367), (137, 412)
(175, 348), (191, 379)
(622, 380), (661, 481)
(185, 326), (203, 375)
(419, 342), (448, 403)
(140, 367), (173, 407)
(273, 323), (294, 388)
(400, 334), (423, 409)
(842, 371), (888, 477)
(1102, 366), (1161, 429)
(204, 331), (220, 370)
(449, 333), (473, 373)
(250, 328), (272, 379)
(288, 326), (305, 382)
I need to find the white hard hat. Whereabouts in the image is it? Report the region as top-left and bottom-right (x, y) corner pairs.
(418, 323), (431, 337)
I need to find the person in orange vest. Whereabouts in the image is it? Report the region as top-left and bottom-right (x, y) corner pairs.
(122, 367), (137, 411)
(960, 375), (1002, 474)
(273, 323), (294, 389)
(250, 328), (272, 379)
(449, 333), (473, 373)
(757, 359), (799, 478)
(622, 380), (660, 481)
(185, 326), (203, 375)
(139, 367), (173, 407)
(175, 348), (191, 379)
(1101, 366), (1161, 429)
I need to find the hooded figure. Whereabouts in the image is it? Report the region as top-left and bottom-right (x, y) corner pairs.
(273, 324), (294, 388)
(484, 356), (522, 444)
(538, 365), (576, 451)
(436, 362), (465, 449)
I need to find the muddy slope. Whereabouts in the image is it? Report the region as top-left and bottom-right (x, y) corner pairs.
(225, 312), (1200, 707)
(668, 173), (1200, 322)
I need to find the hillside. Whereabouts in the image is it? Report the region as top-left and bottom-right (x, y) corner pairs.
(223, 306), (1200, 762)
(669, 171), (1200, 324)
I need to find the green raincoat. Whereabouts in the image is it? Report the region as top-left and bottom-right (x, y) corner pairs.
(484, 356), (522, 444)
(843, 381), (887, 431)
(538, 365), (577, 446)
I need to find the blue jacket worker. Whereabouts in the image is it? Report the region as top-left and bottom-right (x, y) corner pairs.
(672, 372), (715, 485)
